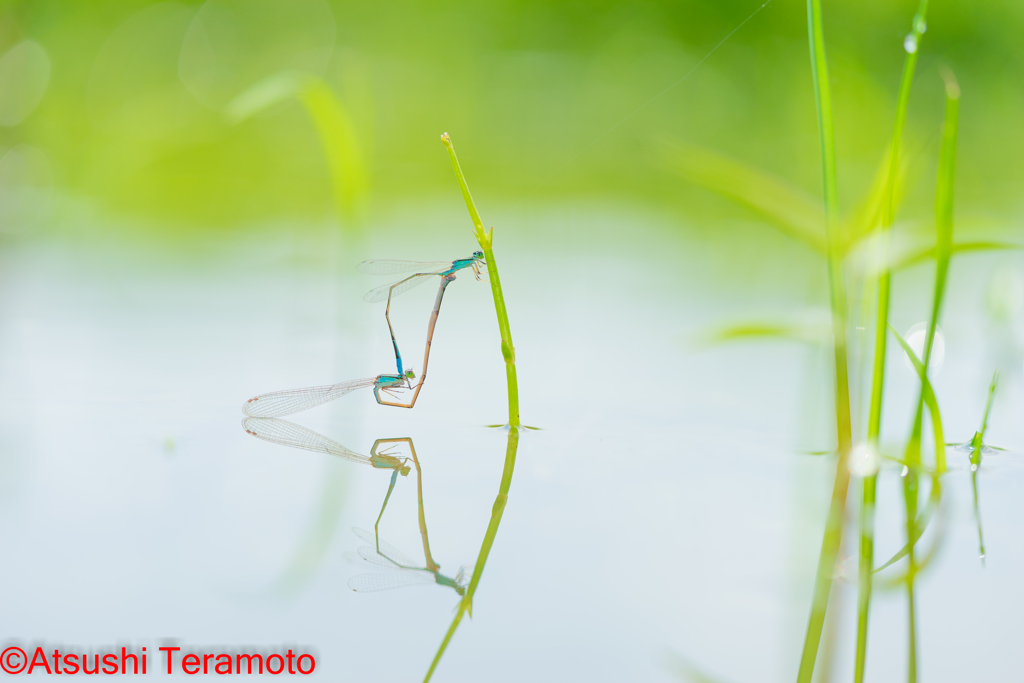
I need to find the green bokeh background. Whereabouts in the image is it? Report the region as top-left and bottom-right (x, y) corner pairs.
(2, 0), (1021, 235)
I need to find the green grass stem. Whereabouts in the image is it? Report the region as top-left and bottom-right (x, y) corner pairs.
(893, 73), (958, 683)
(424, 134), (523, 681)
(865, 326), (946, 579)
(796, 2), (855, 681)
(442, 133), (520, 428)
(854, 5), (929, 679)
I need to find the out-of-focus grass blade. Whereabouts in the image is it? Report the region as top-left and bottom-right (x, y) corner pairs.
(890, 324), (947, 474)
(841, 147), (910, 251)
(874, 473), (941, 573)
(224, 71), (305, 122)
(890, 240), (1021, 272)
(877, 493), (948, 588)
(225, 71), (367, 224)
(873, 325), (949, 574)
(661, 140), (825, 253)
(696, 316), (831, 347)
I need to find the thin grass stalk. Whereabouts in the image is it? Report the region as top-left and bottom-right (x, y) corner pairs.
(855, 4), (930, 680)
(442, 133), (521, 428)
(868, 328), (946, 576)
(899, 74), (959, 683)
(796, 2), (855, 681)
(423, 134), (523, 682)
(970, 371), (998, 563)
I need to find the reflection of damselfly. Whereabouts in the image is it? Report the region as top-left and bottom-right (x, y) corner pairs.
(241, 417), (409, 472)
(345, 527), (473, 596)
(241, 418), (413, 545)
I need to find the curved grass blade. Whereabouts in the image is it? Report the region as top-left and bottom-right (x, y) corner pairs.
(225, 72), (367, 226)
(661, 140), (825, 253)
(242, 377), (378, 417)
(877, 494), (949, 589)
(890, 324), (947, 474)
(698, 318), (831, 347)
(891, 240), (1021, 272)
(873, 473), (941, 573)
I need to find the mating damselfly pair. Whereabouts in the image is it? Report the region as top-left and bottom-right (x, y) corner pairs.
(241, 251), (486, 417)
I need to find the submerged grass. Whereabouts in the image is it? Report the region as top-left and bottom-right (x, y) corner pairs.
(795, 1), (855, 681)
(423, 134), (522, 682)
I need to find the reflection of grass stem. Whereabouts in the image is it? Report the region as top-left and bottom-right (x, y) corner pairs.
(856, 4), (929, 680)
(423, 134), (522, 682)
(795, 1), (854, 681)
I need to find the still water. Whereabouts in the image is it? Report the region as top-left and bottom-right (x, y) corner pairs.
(1, 200), (1021, 681)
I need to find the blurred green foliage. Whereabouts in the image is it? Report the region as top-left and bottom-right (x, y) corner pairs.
(0, 0), (1021, 232)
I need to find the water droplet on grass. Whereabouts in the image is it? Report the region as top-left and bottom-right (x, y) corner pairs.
(904, 34), (919, 53)
(901, 465), (910, 477)
(914, 18), (927, 34)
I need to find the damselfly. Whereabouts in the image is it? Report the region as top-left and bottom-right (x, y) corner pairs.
(242, 271), (459, 416)
(359, 252), (485, 394)
(242, 371), (416, 418)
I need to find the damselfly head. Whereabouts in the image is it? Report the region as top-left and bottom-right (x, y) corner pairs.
(400, 465), (412, 477)
(472, 250), (484, 261)
(405, 369), (416, 379)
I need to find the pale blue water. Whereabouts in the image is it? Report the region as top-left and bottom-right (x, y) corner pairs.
(1, 200), (1021, 681)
